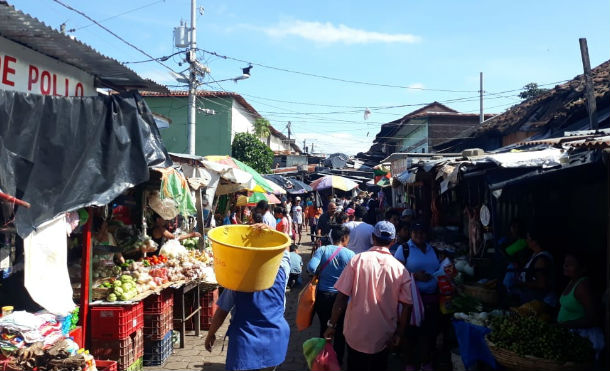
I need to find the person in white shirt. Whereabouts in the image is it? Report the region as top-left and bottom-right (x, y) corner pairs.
(292, 196), (304, 244)
(346, 206), (374, 254)
(256, 200), (276, 229)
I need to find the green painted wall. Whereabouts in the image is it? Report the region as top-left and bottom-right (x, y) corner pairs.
(144, 96), (233, 156)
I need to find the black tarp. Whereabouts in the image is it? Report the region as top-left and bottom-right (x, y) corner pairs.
(0, 90), (171, 237)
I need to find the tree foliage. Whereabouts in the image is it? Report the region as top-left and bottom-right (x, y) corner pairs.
(519, 83), (549, 100)
(253, 118), (271, 139)
(232, 132), (274, 174)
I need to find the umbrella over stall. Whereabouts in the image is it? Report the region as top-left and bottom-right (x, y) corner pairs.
(236, 192), (281, 207)
(263, 174), (313, 195)
(204, 155), (274, 193)
(310, 175), (359, 192)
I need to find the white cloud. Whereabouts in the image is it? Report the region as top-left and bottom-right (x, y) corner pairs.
(261, 20), (421, 45)
(294, 131), (373, 156)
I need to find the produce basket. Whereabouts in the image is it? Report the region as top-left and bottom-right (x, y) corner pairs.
(485, 337), (590, 371)
(462, 284), (498, 306)
(92, 287), (110, 301)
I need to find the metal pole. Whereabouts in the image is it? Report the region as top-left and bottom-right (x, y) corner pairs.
(79, 208), (92, 348)
(479, 72), (484, 124)
(187, 0), (198, 155)
(579, 38), (598, 130)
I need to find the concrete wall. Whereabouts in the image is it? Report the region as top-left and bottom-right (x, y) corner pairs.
(144, 96), (233, 156)
(231, 100), (256, 142)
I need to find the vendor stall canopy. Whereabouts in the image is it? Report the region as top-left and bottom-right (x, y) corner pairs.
(0, 2), (167, 92)
(0, 90), (172, 237)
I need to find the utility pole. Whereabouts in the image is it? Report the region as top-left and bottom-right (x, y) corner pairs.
(479, 72), (484, 124)
(187, 0), (198, 155)
(579, 38), (598, 130)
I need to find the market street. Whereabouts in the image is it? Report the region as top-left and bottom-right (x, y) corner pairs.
(0, 2), (608, 371)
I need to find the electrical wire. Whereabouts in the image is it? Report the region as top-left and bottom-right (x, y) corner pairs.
(51, 0), (178, 75)
(69, 0), (166, 31)
(199, 49), (479, 92)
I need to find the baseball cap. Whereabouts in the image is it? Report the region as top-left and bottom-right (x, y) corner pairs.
(373, 221), (396, 241)
(296, 196), (301, 200)
(401, 208), (414, 217)
(346, 208), (355, 216)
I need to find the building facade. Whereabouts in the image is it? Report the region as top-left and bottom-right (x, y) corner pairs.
(142, 91), (300, 156)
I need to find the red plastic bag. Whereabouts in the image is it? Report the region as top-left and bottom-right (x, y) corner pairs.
(312, 342), (341, 371)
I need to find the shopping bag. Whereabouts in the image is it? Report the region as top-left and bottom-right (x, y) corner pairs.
(312, 342), (341, 371)
(303, 338), (340, 371)
(296, 276), (318, 331)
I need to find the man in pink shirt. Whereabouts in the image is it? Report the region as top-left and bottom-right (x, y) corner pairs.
(324, 221), (413, 371)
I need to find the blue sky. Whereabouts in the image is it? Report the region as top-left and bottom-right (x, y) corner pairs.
(14, 0), (610, 155)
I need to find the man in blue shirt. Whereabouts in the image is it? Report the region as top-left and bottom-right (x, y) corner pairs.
(288, 244), (303, 288)
(307, 226), (354, 365)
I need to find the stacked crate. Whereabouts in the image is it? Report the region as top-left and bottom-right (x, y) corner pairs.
(90, 303), (144, 371)
(143, 289), (174, 366)
(200, 288), (219, 330)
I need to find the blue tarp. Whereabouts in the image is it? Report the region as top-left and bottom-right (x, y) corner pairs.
(453, 320), (497, 369)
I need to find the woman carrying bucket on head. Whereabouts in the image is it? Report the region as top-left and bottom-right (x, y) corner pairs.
(204, 223), (291, 371)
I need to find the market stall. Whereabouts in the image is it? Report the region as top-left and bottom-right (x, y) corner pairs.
(382, 145), (608, 369)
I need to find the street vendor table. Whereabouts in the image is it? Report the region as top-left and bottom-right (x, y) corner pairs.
(172, 280), (202, 349)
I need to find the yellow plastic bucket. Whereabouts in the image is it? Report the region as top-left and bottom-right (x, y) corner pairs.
(207, 225), (290, 292)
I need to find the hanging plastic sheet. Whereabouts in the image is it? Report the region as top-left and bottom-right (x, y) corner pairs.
(0, 90), (171, 238)
(23, 214), (75, 316)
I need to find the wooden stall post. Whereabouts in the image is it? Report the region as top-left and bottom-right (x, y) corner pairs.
(79, 208), (92, 348)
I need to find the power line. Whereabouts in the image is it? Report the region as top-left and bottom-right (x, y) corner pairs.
(124, 50), (185, 64)
(69, 0), (166, 31)
(200, 49), (479, 92)
(51, 0), (178, 74)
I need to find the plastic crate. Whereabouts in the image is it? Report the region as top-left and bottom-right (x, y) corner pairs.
(143, 309), (173, 340)
(126, 357), (143, 371)
(143, 289), (173, 314)
(201, 288), (218, 330)
(95, 360), (118, 371)
(181, 288), (219, 331)
(91, 303), (143, 340)
(143, 330), (173, 366)
(91, 328), (143, 371)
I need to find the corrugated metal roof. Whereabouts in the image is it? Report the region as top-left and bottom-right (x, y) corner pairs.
(520, 133), (610, 149)
(0, 2), (167, 92)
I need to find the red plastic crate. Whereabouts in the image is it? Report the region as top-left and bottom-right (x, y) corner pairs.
(143, 309), (173, 340)
(143, 289), (173, 314)
(183, 288), (219, 331)
(201, 288), (218, 307)
(91, 328), (143, 371)
(95, 360), (118, 371)
(91, 303), (143, 340)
